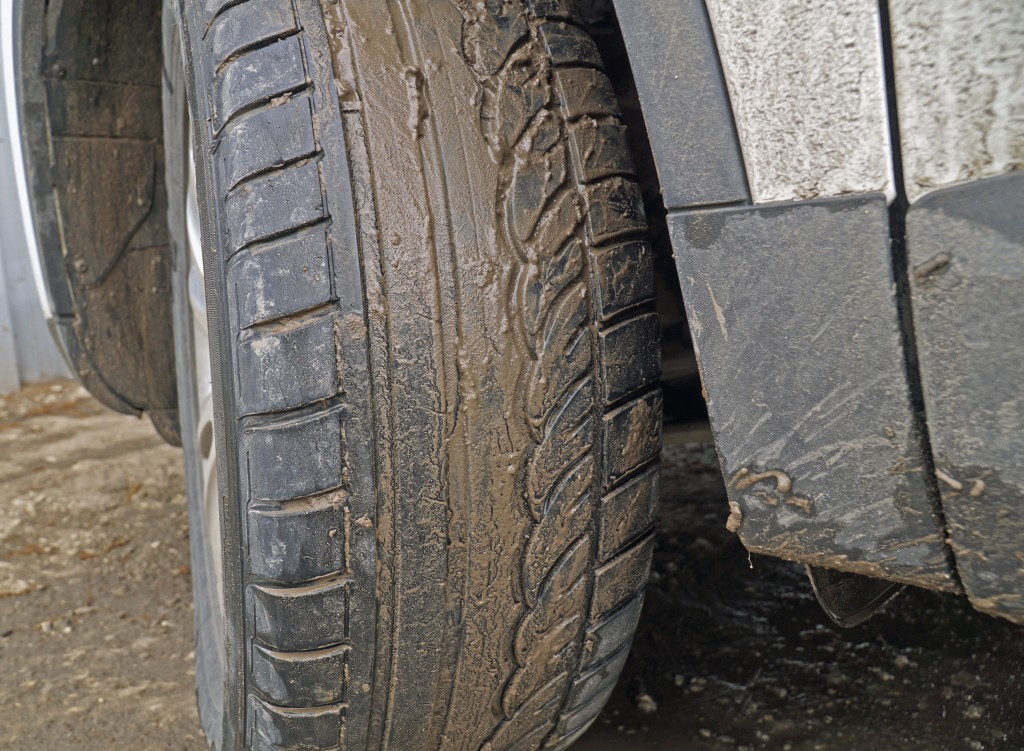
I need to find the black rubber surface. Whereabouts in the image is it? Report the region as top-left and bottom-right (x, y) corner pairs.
(668, 196), (956, 591)
(15, 0), (180, 441)
(907, 172), (1024, 624)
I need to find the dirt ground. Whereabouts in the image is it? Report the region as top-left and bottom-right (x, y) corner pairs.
(0, 381), (1021, 750)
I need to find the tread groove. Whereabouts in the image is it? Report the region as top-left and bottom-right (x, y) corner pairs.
(228, 216), (332, 260)
(215, 82), (313, 137)
(226, 151), (324, 197)
(216, 28), (303, 74)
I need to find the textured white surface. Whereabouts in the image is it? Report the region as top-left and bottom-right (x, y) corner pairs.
(706, 0), (894, 204)
(890, 0), (1024, 203)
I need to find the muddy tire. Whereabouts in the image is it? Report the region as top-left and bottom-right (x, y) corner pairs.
(163, 0), (661, 749)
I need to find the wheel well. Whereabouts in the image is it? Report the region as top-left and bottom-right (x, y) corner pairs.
(592, 8), (710, 442)
(17, 0), (178, 441)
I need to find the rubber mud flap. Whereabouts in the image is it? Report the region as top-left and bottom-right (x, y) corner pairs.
(907, 173), (1024, 624)
(163, 0), (661, 749)
(807, 565), (904, 628)
(669, 197), (956, 591)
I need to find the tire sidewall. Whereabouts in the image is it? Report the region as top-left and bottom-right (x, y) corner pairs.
(161, 3), (232, 747)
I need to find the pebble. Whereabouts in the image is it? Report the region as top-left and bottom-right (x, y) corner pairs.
(635, 692), (658, 714)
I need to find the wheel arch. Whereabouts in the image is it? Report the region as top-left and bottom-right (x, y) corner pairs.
(7, 0), (179, 442)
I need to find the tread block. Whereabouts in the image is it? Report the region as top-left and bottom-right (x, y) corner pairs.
(251, 736), (336, 751)
(509, 126), (569, 244)
(585, 177), (646, 246)
(598, 465), (658, 561)
(242, 407), (345, 502)
(599, 312), (660, 404)
(603, 390), (662, 486)
(224, 160), (325, 254)
(582, 591), (644, 669)
(252, 642), (350, 707)
(221, 95), (317, 189)
(232, 229), (332, 329)
(554, 684), (613, 739)
(214, 35), (307, 131)
(566, 643), (630, 710)
(251, 735), (338, 751)
(248, 492), (347, 581)
(460, 8), (529, 77)
(518, 238), (585, 340)
(540, 22), (603, 69)
(568, 119), (634, 183)
(211, 1), (297, 65)
(249, 695), (344, 750)
(525, 380), (594, 512)
(506, 725), (554, 751)
(547, 722), (590, 751)
(592, 241), (655, 321)
(590, 534), (654, 617)
(236, 312), (340, 416)
(249, 578), (350, 652)
(552, 67), (618, 122)
(533, 180), (586, 254)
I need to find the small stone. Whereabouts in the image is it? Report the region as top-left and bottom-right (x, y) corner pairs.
(635, 692), (657, 714)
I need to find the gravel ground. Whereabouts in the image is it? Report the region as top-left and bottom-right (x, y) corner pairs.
(0, 381), (1021, 750)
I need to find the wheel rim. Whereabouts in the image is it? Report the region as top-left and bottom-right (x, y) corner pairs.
(185, 122), (225, 629)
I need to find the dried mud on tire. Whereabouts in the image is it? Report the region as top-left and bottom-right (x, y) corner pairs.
(168, 0), (660, 748)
